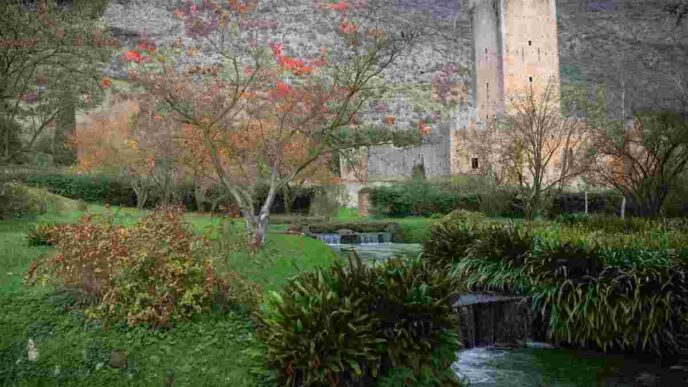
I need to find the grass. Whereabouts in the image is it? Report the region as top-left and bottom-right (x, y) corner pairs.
(1, 196), (439, 386)
(0, 292), (271, 386)
(0, 204), (340, 386)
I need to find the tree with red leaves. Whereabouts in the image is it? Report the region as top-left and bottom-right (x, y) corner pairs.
(123, 0), (419, 247)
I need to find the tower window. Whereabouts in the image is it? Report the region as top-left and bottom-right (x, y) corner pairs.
(529, 76), (533, 83)
(471, 157), (479, 170)
(528, 40), (532, 46)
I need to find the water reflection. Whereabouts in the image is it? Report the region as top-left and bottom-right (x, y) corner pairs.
(327, 243), (422, 262)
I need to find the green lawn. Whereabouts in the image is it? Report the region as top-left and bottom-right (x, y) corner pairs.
(0, 205), (339, 386)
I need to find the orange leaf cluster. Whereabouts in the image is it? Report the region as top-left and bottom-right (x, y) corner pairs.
(270, 43), (316, 75)
(228, 0), (258, 14)
(338, 21), (357, 35)
(324, 1), (348, 12)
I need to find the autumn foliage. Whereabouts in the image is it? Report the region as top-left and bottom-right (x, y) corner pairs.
(28, 208), (221, 327)
(120, 0), (417, 246)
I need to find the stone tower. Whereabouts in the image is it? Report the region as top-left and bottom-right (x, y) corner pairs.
(451, 0), (561, 174)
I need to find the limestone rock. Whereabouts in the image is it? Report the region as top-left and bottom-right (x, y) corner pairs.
(109, 350), (128, 369)
(26, 338), (38, 362)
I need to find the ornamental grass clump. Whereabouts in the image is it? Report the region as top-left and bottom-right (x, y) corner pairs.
(259, 257), (460, 387)
(532, 262), (688, 354)
(27, 207), (230, 328)
(422, 220), (477, 267)
(427, 214), (688, 354)
(465, 223), (534, 266)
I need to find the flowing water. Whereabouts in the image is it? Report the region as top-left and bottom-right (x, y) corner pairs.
(453, 347), (687, 387)
(318, 239), (688, 387)
(327, 242), (421, 262)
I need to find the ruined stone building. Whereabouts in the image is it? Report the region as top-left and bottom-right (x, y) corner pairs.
(103, 0), (688, 205)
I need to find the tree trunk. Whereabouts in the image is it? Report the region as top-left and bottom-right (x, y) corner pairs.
(620, 196), (626, 220)
(525, 189), (541, 221)
(242, 183), (279, 248)
(194, 185), (207, 212)
(132, 179), (149, 210)
(584, 190), (589, 215)
(245, 213), (270, 249)
(282, 186), (293, 215)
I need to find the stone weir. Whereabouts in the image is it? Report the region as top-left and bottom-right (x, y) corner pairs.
(297, 221), (402, 244)
(453, 293), (537, 348)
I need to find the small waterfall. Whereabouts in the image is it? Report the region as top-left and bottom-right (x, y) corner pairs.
(453, 294), (533, 348)
(316, 232), (392, 245)
(358, 232), (392, 244)
(317, 234), (342, 245)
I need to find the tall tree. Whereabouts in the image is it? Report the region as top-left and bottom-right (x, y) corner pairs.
(0, 0), (113, 165)
(124, 0), (421, 247)
(588, 110), (688, 217)
(493, 82), (588, 220)
(76, 95), (186, 209)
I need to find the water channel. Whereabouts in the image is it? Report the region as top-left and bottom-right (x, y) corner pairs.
(320, 237), (688, 387)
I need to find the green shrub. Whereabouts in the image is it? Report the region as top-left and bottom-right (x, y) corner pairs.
(23, 174), (135, 205)
(371, 178), (480, 217)
(374, 332), (461, 387)
(532, 241), (601, 280)
(422, 219), (477, 267)
(259, 257), (460, 386)
(532, 263), (688, 354)
(27, 207), (243, 328)
(554, 212), (590, 226)
(466, 224), (534, 266)
(0, 182), (40, 219)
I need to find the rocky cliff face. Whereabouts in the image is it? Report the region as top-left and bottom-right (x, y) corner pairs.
(102, 0), (688, 181)
(558, 0), (688, 115)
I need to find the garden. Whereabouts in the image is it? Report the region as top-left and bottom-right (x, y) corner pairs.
(2, 1), (688, 386)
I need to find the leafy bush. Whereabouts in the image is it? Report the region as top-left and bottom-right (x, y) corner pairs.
(259, 257), (460, 386)
(23, 174), (136, 206)
(554, 213), (658, 234)
(25, 223), (61, 246)
(27, 207), (234, 327)
(0, 182), (77, 219)
(422, 219), (477, 267)
(374, 332), (462, 387)
(466, 224), (534, 266)
(532, 263), (688, 354)
(0, 182), (51, 219)
(371, 178), (480, 217)
(554, 212), (590, 226)
(533, 241), (601, 280)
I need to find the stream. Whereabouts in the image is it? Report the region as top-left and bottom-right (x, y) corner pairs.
(322, 239), (688, 387)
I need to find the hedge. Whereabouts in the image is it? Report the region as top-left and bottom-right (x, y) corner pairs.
(1, 170), (318, 214)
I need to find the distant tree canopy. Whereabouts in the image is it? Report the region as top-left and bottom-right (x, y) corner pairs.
(0, 0), (113, 165)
